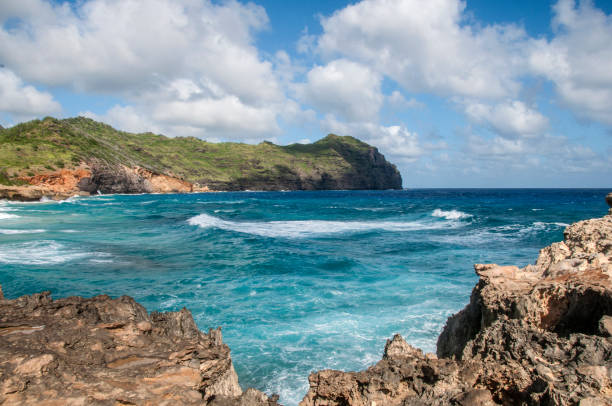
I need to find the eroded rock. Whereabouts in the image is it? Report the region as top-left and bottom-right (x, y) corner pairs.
(0, 291), (278, 405)
(302, 206), (612, 405)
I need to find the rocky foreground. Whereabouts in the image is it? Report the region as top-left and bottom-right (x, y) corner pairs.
(2, 204), (612, 405)
(0, 289), (279, 405)
(301, 206), (612, 405)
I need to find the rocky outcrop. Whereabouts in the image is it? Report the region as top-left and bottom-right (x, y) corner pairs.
(1, 163), (210, 200)
(0, 291), (279, 405)
(0, 184), (83, 201)
(301, 203), (612, 405)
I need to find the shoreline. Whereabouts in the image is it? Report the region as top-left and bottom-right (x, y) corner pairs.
(1, 196), (611, 404)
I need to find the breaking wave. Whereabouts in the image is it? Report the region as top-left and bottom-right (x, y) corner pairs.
(188, 213), (458, 238)
(431, 208), (472, 220)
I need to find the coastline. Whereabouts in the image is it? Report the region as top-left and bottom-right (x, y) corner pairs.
(1, 195), (611, 404)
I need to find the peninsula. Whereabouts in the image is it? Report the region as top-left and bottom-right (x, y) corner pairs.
(0, 117), (402, 201)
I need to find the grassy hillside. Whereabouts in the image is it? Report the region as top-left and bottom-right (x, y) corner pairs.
(0, 116), (402, 190)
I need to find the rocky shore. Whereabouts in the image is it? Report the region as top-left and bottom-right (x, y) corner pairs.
(301, 201), (612, 405)
(0, 290), (278, 405)
(1, 199), (611, 405)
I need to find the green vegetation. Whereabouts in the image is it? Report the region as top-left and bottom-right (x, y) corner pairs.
(0, 116), (401, 190)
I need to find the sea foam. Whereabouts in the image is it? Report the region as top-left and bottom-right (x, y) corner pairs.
(0, 229), (46, 234)
(431, 208), (472, 220)
(0, 240), (109, 265)
(188, 213), (457, 238)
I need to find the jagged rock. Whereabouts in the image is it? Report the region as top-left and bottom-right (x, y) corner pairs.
(302, 204), (612, 405)
(89, 160), (153, 194)
(0, 289), (279, 405)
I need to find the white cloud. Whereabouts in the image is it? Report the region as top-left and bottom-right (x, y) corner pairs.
(0, 69), (61, 121)
(296, 59), (383, 122)
(464, 100), (549, 139)
(529, 0), (612, 126)
(317, 0), (529, 100)
(0, 0), (284, 139)
(153, 96), (279, 137)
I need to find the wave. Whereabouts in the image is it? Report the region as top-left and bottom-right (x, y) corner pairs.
(0, 229), (46, 234)
(432, 221), (570, 246)
(431, 209), (471, 220)
(188, 213), (457, 238)
(0, 213), (20, 219)
(0, 240), (110, 265)
(532, 221), (569, 228)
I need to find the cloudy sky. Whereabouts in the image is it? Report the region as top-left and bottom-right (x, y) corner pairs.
(1, 0), (611, 187)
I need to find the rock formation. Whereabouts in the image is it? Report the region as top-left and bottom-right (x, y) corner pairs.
(0, 291), (279, 405)
(301, 201), (612, 405)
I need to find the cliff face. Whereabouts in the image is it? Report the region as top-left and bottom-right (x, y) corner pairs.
(0, 117), (402, 199)
(0, 290), (279, 405)
(301, 207), (612, 405)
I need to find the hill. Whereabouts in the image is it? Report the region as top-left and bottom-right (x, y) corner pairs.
(0, 117), (402, 200)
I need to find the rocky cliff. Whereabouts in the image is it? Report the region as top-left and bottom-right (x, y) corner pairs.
(301, 200), (612, 405)
(0, 117), (402, 200)
(0, 290), (279, 405)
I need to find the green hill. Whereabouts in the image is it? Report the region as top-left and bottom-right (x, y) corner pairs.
(0, 116), (402, 192)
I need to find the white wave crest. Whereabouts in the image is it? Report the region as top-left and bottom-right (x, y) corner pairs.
(0, 240), (110, 265)
(188, 213), (456, 238)
(431, 209), (471, 220)
(0, 229), (46, 234)
(0, 213), (20, 219)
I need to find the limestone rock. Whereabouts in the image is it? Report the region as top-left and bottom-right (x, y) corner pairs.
(0, 291), (278, 405)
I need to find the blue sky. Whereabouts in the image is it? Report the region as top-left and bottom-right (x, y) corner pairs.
(0, 0), (611, 187)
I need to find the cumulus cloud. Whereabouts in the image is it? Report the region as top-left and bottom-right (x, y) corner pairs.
(317, 0), (529, 100)
(0, 69), (61, 121)
(296, 59), (383, 122)
(529, 0), (612, 125)
(464, 100), (549, 139)
(0, 0), (284, 139)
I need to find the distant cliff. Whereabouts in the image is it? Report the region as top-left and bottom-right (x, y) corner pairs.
(0, 117), (402, 200)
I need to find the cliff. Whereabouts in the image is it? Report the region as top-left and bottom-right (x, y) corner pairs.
(0, 117), (402, 200)
(0, 289), (280, 405)
(301, 200), (612, 405)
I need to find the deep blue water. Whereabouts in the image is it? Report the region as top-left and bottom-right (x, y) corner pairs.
(0, 189), (608, 404)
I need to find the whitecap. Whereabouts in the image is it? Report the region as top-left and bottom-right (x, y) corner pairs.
(0, 213), (20, 219)
(0, 240), (108, 265)
(188, 213), (457, 238)
(431, 208), (472, 220)
(0, 229), (46, 234)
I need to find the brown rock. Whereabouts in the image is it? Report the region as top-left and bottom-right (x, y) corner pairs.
(0, 292), (278, 405)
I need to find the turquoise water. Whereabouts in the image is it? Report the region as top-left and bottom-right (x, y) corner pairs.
(0, 189), (608, 404)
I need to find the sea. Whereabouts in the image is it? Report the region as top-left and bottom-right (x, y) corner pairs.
(0, 189), (608, 405)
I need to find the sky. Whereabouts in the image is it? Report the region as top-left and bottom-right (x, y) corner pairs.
(0, 0), (611, 188)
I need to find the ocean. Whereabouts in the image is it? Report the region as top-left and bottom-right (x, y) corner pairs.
(0, 189), (608, 404)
